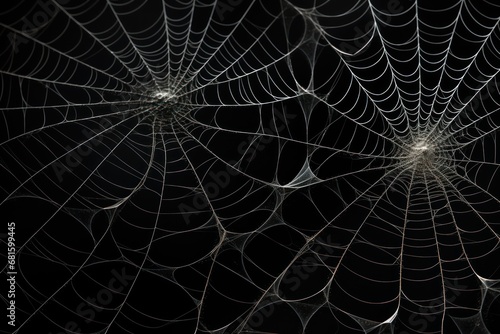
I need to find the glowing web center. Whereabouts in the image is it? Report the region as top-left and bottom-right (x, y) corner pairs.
(405, 139), (437, 173)
(149, 88), (189, 133)
(413, 142), (429, 151)
(154, 90), (176, 100)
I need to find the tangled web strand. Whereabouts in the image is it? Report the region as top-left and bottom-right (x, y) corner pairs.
(0, 0), (499, 333)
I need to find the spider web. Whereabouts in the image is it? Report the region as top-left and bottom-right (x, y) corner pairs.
(0, 0), (499, 333)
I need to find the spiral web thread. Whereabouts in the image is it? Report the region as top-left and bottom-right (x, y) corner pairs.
(0, 0), (499, 333)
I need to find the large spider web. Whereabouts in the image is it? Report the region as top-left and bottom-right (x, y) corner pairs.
(0, 0), (499, 333)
